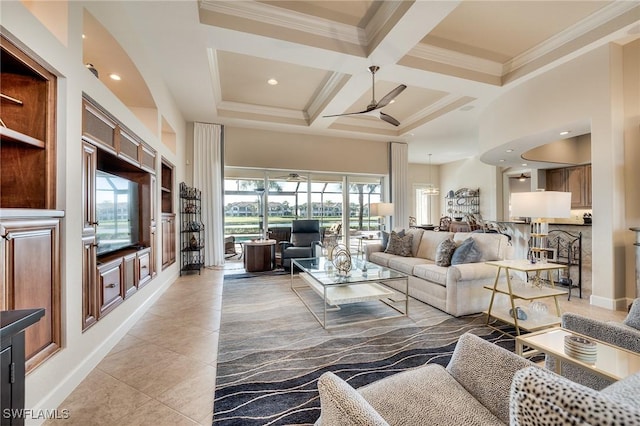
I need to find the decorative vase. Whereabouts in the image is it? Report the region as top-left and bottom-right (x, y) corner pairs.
(189, 235), (198, 248)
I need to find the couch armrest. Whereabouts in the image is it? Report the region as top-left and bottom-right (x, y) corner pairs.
(447, 262), (501, 281)
(561, 313), (640, 353)
(316, 372), (389, 426)
(446, 333), (537, 424)
(364, 243), (385, 260)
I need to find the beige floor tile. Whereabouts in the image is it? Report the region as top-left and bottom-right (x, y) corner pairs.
(155, 330), (220, 364)
(116, 399), (199, 426)
(155, 364), (217, 421)
(44, 369), (151, 426)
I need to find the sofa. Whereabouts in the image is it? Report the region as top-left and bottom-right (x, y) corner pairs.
(365, 228), (514, 317)
(315, 332), (640, 426)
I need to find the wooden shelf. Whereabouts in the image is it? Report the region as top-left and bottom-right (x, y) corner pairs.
(0, 127), (45, 148)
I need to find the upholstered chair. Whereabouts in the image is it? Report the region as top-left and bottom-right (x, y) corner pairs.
(545, 298), (640, 390)
(280, 220), (322, 269)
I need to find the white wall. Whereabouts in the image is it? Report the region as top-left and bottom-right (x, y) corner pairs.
(479, 43), (632, 309)
(2, 2), (187, 418)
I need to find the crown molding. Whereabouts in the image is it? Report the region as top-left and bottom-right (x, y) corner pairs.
(505, 1), (640, 74)
(408, 43), (504, 77)
(306, 72), (350, 121)
(219, 101), (307, 121)
(200, 0), (365, 46)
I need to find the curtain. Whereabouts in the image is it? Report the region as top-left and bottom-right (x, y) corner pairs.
(193, 122), (224, 266)
(390, 142), (409, 229)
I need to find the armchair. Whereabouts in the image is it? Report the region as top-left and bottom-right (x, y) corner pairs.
(316, 332), (640, 425)
(546, 298), (640, 390)
(280, 219), (322, 269)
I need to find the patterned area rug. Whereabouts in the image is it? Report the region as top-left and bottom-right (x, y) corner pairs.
(213, 274), (518, 425)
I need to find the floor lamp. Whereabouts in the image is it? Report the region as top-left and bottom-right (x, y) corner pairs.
(370, 202), (394, 232)
(510, 191), (571, 263)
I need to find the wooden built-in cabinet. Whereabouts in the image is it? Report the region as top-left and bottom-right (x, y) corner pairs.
(546, 164), (591, 208)
(81, 96), (158, 331)
(1, 36), (63, 373)
(161, 158), (176, 269)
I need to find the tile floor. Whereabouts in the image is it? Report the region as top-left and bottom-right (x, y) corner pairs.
(45, 260), (628, 425)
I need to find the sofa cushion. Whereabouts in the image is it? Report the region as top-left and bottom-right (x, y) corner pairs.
(413, 263), (448, 286)
(510, 367), (640, 426)
(416, 231), (454, 261)
(385, 231), (413, 256)
(451, 237), (482, 265)
(435, 237), (457, 266)
(404, 227), (424, 256)
(388, 257), (430, 275)
(601, 369), (640, 409)
(453, 232), (508, 262)
(360, 364), (504, 426)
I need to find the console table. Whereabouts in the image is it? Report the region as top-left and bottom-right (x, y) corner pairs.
(1, 308), (45, 426)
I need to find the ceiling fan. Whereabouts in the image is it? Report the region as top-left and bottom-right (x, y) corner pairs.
(276, 173), (307, 182)
(511, 173), (531, 181)
(323, 66), (406, 127)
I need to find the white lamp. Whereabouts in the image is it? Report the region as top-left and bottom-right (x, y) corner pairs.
(370, 202), (394, 231)
(511, 191), (571, 262)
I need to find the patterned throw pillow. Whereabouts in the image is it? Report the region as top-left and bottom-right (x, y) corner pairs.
(451, 237), (482, 265)
(435, 238), (457, 266)
(385, 231), (413, 256)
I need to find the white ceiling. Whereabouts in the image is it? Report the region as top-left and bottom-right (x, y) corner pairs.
(85, 0), (640, 166)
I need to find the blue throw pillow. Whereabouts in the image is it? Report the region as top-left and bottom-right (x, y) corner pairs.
(451, 237), (482, 265)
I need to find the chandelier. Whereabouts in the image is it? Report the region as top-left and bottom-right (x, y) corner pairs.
(424, 154), (439, 196)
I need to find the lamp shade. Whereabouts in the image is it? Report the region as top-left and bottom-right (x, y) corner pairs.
(511, 191), (571, 219)
(370, 202), (394, 216)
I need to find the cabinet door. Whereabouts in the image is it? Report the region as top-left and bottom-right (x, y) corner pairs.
(546, 169), (566, 192)
(97, 260), (123, 318)
(82, 235), (97, 331)
(137, 250), (151, 288)
(585, 164), (592, 207)
(566, 166), (586, 207)
(161, 213), (176, 269)
(82, 141), (97, 235)
(0, 219), (60, 371)
(123, 253), (137, 299)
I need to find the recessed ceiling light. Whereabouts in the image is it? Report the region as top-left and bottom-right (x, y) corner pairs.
(560, 130), (570, 135)
(109, 73), (121, 81)
(522, 163), (528, 166)
(390, 99), (395, 104)
(506, 149), (514, 153)
(267, 78), (278, 85)
(82, 34), (86, 39)
(499, 159), (505, 162)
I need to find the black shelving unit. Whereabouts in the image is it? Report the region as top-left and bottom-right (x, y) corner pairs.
(547, 229), (582, 299)
(179, 182), (204, 275)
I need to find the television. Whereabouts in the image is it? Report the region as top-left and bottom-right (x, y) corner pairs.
(95, 169), (140, 256)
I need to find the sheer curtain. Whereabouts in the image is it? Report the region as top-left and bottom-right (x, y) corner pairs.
(193, 122), (224, 266)
(390, 142), (409, 229)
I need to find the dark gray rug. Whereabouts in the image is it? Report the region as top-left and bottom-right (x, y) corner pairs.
(213, 274), (517, 425)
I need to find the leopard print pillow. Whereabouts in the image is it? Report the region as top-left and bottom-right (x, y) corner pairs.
(510, 367), (640, 425)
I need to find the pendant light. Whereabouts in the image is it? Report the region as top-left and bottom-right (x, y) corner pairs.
(424, 154), (439, 196)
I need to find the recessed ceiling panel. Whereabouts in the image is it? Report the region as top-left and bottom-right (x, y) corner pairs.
(424, 1), (611, 61)
(217, 51), (332, 110)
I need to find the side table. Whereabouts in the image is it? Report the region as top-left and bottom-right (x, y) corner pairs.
(516, 327), (640, 381)
(484, 259), (568, 336)
(243, 239), (276, 272)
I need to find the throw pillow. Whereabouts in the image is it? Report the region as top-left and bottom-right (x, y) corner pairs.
(384, 231), (413, 256)
(435, 238), (457, 267)
(381, 231), (389, 248)
(451, 237), (482, 265)
(623, 299), (640, 330)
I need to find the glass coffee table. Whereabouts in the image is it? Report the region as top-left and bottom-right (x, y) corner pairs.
(516, 327), (640, 381)
(291, 257), (409, 329)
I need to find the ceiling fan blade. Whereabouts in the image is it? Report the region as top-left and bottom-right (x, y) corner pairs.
(323, 108), (372, 118)
(376, 84), (407, 109)
(379, 111), (400, 127)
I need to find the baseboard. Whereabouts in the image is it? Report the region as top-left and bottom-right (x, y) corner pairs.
(26, 271), (178, 426)
(589, 294), (629, 311)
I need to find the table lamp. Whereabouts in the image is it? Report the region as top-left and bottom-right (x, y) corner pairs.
(370, 202), (394, 231)
(510, 191), (571, 262)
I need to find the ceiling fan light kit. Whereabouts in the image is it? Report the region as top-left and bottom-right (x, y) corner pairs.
(323, 65), (406, 126)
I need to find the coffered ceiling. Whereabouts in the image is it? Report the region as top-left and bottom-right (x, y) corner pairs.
(88, 1), (640, 166)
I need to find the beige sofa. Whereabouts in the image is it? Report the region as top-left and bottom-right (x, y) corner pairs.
(365, 228), (514, 317)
